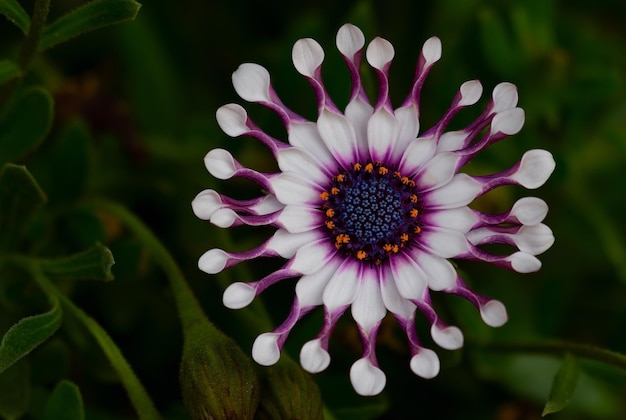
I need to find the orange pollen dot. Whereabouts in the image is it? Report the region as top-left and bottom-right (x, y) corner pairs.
(383, 244), (393, 252)
(331, 187), (340, 195)
(364, 163), (374, 173)
(353, 163), (362, 171)
(325, 208), (335, 217)
(400, 233), (409, 242)
(336, 174), (345, 182)
(336, 233), (350, 244)
(410, 209), (419, 218)
(325, 220), (335, 229)
(401, 176), (411, 184)
(356, 250), (367, 260)
(393, 171), (401, 178)
(410, 194), (418, 203)
(414, 226), (422, 234)
(374, 258), (382, 265)
(378, 166), (389, 175)
(320, 191), (330, 201)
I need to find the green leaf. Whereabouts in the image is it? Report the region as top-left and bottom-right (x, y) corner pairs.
(39, 0), (142, 51)
(0, 0), (30, 34)
(39, 243), (115, 282)
(0, 295), (62, 374)
(0, 86), (54, 165)
(0, 164), (47, 251)
(542, 354), (580, 416)
(44, 380), (85, 420)
(0, 359), (30, 419)
(0, 60), (21, 84)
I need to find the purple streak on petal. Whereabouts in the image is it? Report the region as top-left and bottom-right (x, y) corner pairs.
(315, 305), (348, 351)
(217, 238), (286, 271)
(400, 44), (438, 111)
(357, 321), (382, 368)
(251, 266), (300, 298)
(394, 312), (426, 358)
(213, 192), (282, 216)
(219, 209), (283, 228)
(444, 276), (491, 309)
(240, 119), (291, 156)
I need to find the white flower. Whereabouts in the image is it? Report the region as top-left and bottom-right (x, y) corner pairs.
(193, 24), (555, 396)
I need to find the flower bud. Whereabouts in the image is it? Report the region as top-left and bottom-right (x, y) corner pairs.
(254, 357), (323, 420)
(180, 320), (260, 420)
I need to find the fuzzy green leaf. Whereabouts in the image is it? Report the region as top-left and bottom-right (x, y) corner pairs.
(39, 0), (142, 51)
(542, 354), (580, 416)
(0, 296), (62, 374)
(39, 243), (115, 282)
(0, 60), (21, 84)
(0, 86), (54, 165)
(0, 164), (47, 251)
(0, 0), (30, 34)
(44, 380), (85, 420)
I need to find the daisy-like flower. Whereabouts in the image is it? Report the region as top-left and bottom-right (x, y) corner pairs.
(193, 24), (555, 396)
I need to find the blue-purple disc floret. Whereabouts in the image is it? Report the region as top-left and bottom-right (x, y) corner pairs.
(192, 23), (555, 396)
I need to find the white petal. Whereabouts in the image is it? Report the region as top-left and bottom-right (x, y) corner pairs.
(437, 130), (468, 152)
(276, 205), (321, 233)
(210, 208), (237, 228)
(422, 37), (442, 65)
(431, 324), (464, 350)
(458, 80), (483, 107)
(365, 37), (394, 70)
(509, 251), (542, 273)
(252, 333), (281, 366)
(510, 197), (548, 225)
(191, 190), (222, 220)
(368, 108), (399, 161)
(490, 107), (525, 135)
(410, 349), (440, 379)
(398, 136), (437, 176)
(414, 251), (457, 291)
(232, 63), (271, 103)
(350, 358), (386, 396)
(300, 339), (331, 373)
(204, 149), (237, 180)
(345, 97), (373, 156)
(351, 269), (386, 331)
(390, 254), (428, 300)
(277, 147), (328, 185)
(291, 239), (335, 275)
(317, 109), (358, 164)
(336, 23), (365, 58)
(513, 224), (555, 255)
(216, 103), (248, 137)
(480, 300), (508, 327)
(380, 269), (416, 319)
(322, 260), (359, 310)
(426, 207), (477, 233)
(198, 249), (229, 274)
(423, 174), (482, 208)
(223, 282), (256, 309)
(267, 229), (320, 259)
(292, 38), (324, 77)
(270, 173), (319, 205)
(394, 105), (420, 149)
(491, 82), (518, 113)
(295, 258), (340, 306)
(251, 195), (284, 215)
(288, 121), (336, 168)
(420, 227), (469, 259)
(416, 152), (460, 191)
(511, 149), (556, 189)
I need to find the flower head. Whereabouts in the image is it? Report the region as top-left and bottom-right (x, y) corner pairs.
(193, 24), (555, 396)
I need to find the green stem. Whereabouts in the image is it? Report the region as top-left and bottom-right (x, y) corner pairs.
(487, 340), (626, 370)
(0, 0), (50, 110)
(29, 262), (161, 420)
(17, 0), (50, 70)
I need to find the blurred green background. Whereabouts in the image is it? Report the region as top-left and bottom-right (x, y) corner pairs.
(1, 0), (626, 418)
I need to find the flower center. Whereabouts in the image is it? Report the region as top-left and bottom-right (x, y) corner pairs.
(320, 162), (422, 265)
